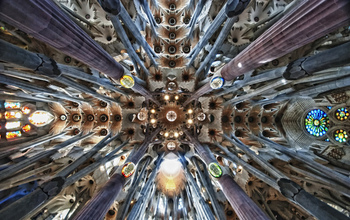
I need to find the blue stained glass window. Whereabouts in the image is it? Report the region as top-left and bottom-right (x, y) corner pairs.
(305, 109), (329, 137)
(4, 102), (20, 109)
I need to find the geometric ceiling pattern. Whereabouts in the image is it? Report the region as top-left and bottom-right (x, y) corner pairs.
(0, 0), (349, 219)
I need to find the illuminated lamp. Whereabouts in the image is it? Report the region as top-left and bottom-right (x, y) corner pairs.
(167, 142), (176, 150)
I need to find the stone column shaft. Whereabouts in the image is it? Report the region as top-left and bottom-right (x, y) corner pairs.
(73, 173), (125, 220)
(218, 174), (269, 220)
(183, 131), (269, 220)
(73, 128), (159, 220)
(0, 0), (124, 80)
(221, 0), (350, 81)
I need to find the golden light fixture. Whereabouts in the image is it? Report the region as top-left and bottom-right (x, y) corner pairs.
(150, 119), (157, 124)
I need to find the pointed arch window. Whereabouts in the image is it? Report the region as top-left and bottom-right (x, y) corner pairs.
(6, 131), (22, 139)
(28, 111), (54, 127)
(5, 121), (21, 130)
(4, 102), (20, 109)
(5, 111), (22, 119)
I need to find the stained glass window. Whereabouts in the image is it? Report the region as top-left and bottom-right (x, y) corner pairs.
(29, 111), (54, 127)
(305, 109), (329, 137)
(334, 129), (348, 143)
(335, 107), (349, 121)
(5, 121), (21, 130)
(208, 162), (223, 178)
(21, 106), (31, 115)
(6, 131), (21, 139)
(4, 102), (20, 109)
(121, 162), (136, 178)
(22, 124), (31, 132)
(5, 111), (22, 119)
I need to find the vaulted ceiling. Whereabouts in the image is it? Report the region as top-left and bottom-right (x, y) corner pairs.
(0, 0), (349, 219)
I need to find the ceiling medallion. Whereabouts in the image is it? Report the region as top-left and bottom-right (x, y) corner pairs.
(121, 162), (136, 178)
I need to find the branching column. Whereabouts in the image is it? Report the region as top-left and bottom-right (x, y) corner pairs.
(73, 128), (160, 220)
(221, 0), (350, 81)
(0, 0), (124, 80)
(184, 130), (269, 220)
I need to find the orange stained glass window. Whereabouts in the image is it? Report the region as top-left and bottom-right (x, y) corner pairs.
(22, 124), (31, 132)
(5, 111), (22, 119)
(21, 106), (31, 114)
(6, 131), (21, 139)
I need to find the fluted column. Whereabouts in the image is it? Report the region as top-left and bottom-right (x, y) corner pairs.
(221, 0), (350, 81)
(73, 128), (160, 220)
(218, 174), (268, 220)
(0, 0), (124, 80)
(183, 130), (269, 220)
